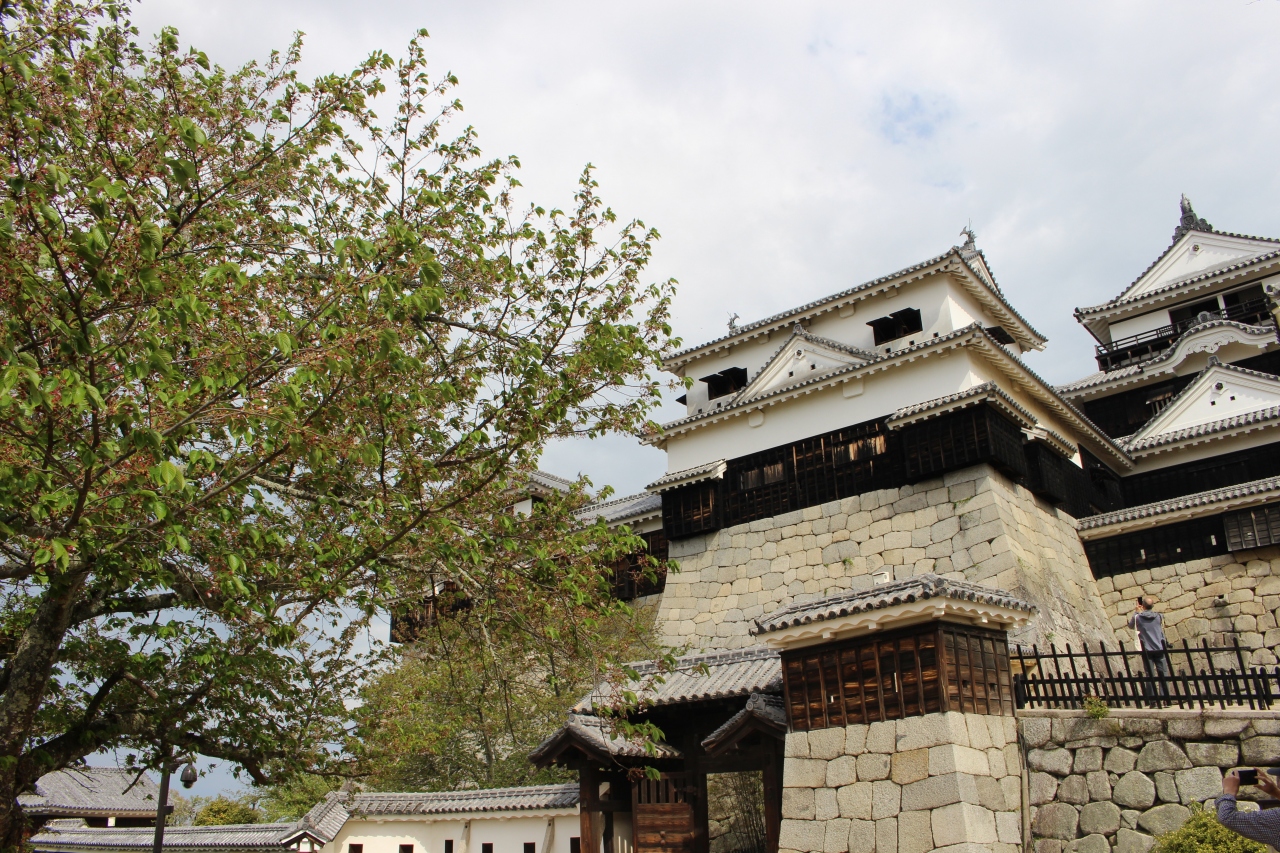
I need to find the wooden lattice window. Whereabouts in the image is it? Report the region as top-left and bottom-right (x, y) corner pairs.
(781, 623), (1013, 730)
(898, 404), (1027, 484)
(1225, 504), (1280, 552)
(1083, 515), (1227, 578)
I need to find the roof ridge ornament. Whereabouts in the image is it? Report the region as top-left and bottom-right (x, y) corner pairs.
(1172, 194), (1213, 243)
(958, 223), (979, 261)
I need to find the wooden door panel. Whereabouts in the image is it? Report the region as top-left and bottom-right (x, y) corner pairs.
(634, 803), (695, 853)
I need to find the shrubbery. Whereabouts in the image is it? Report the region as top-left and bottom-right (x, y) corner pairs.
(1153, 803), (1268, 853)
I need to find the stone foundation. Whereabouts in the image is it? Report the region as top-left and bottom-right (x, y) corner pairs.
(778, 712), (1024, 853)
(657, 464), (1115, 651)
(1096, 548), (1280, 667)
(1023, 708), (1280, 853)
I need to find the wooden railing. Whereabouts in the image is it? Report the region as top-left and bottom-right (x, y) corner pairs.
(1012, 639), (1280, 711)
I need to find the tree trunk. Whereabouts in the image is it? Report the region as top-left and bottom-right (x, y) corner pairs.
(0, 776), (30, 853)
(0, 574), (91, 850)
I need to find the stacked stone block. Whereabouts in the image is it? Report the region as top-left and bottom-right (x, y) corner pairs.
(1096, 548), (1280, 667)
(658, 465), (1114, 651)
(1024, 710), (1280, 853)
(778, 712), (1023, 853)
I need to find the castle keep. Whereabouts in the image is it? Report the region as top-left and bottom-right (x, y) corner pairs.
(553, 199), (1280, 853)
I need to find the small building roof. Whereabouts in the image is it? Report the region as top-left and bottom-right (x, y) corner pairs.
(528, 716), (684, 767)
(19, 767), (171, 819)
(575, 492), (662, 526)
(29, 823), (297, 853)
(752, 574), (1036, 648)
(573, 646), (782, 711)
(700, 694), (787, 757)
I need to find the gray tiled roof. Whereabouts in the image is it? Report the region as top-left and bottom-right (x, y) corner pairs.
(645, 459), (726, 492)
(576, 492), (662, 525)
(19, 768), (170, 818)
(665, 246), (1044, 368)
(528, 716), (684, 766)
(700, 694), (787, 755)
(1056, 319), (1276, 395)
(29, 823), (297, 853)
(885, 382), (1036, 429)
(575, 646), (782, 711)
(1121, 404), (1280, 453)
(753, 574), (1036, 635)
(528, 470), (576, 493)
(1076, 474), (1280, 532)
(350, 784), (579, 816)
(294, 785), (581, 844)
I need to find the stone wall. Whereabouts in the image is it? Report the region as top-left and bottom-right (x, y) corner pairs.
(657, 464), (1115, 652)
(1096, 548), (1280, 667)
(1023, 709), (1280, 853)
(779, 712), (1024, 853)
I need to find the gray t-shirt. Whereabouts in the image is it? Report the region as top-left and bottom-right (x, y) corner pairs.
(1129, 610), (1166, 652)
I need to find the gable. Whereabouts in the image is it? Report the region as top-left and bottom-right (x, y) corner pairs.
(1122, 231), (1278, 301)
(1129, 363), (1280, 444)
(735, 328), (872, 405)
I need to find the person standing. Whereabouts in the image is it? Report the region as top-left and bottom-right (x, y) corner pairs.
(1129, 595), (1171, 679)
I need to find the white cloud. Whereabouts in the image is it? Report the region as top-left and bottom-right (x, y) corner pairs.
(135, 0), (1280, 498)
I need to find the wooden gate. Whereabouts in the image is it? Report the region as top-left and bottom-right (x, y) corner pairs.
(632, 773), (697, 853)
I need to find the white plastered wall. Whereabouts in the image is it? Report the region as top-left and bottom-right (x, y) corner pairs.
(663, 350), (983, 473)
(325, 813), (581, 853)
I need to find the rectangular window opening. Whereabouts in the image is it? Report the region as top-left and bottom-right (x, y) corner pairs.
(482, 844), (494, 853)
(867, 308), (923, 345)
(445, 842), (454, 853)
(349, 846), (363, 853)
(525, 844), (537, 853)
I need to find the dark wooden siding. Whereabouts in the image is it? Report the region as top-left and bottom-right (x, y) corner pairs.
(1083, 515), (1228, 578)
(781, 623), (1013, 731)
(1122, 440), (1280, 507)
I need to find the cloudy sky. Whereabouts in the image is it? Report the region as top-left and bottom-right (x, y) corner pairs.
(134, 0), (1280, 503)
(124, 0), (1280, 797)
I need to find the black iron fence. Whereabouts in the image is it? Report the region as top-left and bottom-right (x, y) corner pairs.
(1012, 639), (1280, 711)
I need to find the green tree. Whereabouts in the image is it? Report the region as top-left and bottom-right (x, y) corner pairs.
(254, 774), (341, 822)
(356, 596), (662, 792)
(0, 1), (676, 845)
(192, 796), (263, 826)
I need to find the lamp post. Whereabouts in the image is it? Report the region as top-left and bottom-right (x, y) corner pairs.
(151, 746), (197, 853)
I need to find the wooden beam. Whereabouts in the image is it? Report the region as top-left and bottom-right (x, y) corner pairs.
(579, 766), (600, 853)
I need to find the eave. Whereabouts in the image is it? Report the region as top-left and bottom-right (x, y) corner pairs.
(1077, 474), (1280, 540)
(754, 597), (1034, 651)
